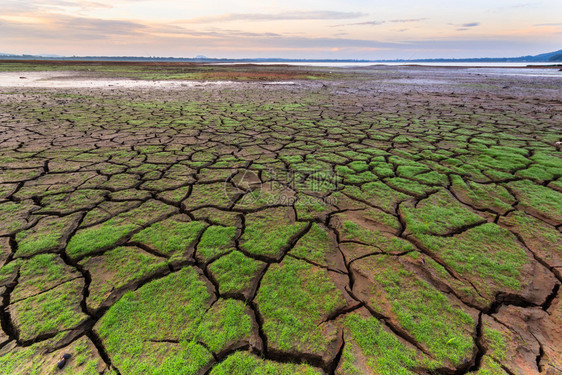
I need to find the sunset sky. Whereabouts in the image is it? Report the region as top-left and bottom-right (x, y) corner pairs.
(1, 0), (561, 59)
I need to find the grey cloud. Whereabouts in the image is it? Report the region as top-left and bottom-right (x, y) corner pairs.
(534, 22), (562, 26)
(152, 24), (283, 39)
(58, 16), (147, 34)
(182, 11), (366, 23)
(336, 20), (385, 27)
(2, 0), (112, 13)
(0, 15), (147, 40)
(1, 12), (550, 59)
(461, 22), (480, 27)
(334, 18), (426, 27)
(389, 18), (427, 23)
(44, 0), (112, 8)
(509, 2), (539, 8)
(241, 36), (400, 49)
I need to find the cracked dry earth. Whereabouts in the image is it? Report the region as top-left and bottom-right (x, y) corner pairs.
(0, 65), (561, 375)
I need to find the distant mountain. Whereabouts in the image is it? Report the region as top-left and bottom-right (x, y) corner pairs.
(381, 49), (562, 63)
(0, 49), (561, 63)
(0, 53), (63, 58)
(547, 52), (562, 62)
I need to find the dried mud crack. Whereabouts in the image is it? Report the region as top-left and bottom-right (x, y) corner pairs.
(0, 62), (561, 374)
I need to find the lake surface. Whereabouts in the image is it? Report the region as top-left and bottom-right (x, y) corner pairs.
(220, 61), (562, 78)
(223, 61), (560, 67)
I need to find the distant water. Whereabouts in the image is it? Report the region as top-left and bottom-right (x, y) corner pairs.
(224, 61), (562, 78)
(464, 67), (562, 78)
(236, 62), (560, 68)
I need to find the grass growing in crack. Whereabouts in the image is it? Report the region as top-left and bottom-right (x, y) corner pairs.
(11, 279), (87, 341)
(95, 267), (214, 374)
(482, 327), (508, 362)
(417, 223), (528, 292)
(294, 193), (332, 221)
(197, 225), (237, 262)
(450, 175), (514, 214)
(67, 200), (175, 259)
(193, 298), (252, 353)
(0, 201), (36, 235)
(423, 256), (487, 306)
(0, 259), (21, 285)
(289, 223), (334, 266)
(476, 356), (509, 375)
(66, 220), (137, 259)
(80, 246), (169, 309)
(499, 211), (562, 265)
(208, 250), (264, 295)
(131, 216), (207, 258)
(240, 208), (307, 259)
(344, 182), (409, 212)
(355, 254), (475, 366)
(515, 166), (555, 182)
(255, 257), (346, 355)
(340, 220), (414, 253)
(401, 189), (485, 235)
(39, 189), (105, 213)
(12, 254), (78, 302)
(15, 214), (78, 257)
(182, 183), (233, 209)
(0, 335), (104, 375)
(210, 351), (323, 374)
(508, 179), (562, 222)
(342, 313), (432, 374)
(157, 185), (191, 203)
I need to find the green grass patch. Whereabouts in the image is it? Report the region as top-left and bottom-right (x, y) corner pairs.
(353, 254), (475, 366)
(208, 250), (265, 296)
(240, 208), (307, 260)
(196, 225), (237, 262)
(95, 267), (214, 374)
(289, 223), (335, 266)
(508, 180), (562, 223)
(401, 189), (485, 235)
(416, 223), (528, 294)
(80, 246), (168, 310)
(11, 279), (88, 342)
(255, 257), (346, 356)
(131, 215), (207, 258)
(15, 214), (79, 257)
(210, 351), (322, 374)
(12, 254), (79, 302)
(342, 313), (434, 374)
(67, 200), (175, 259)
